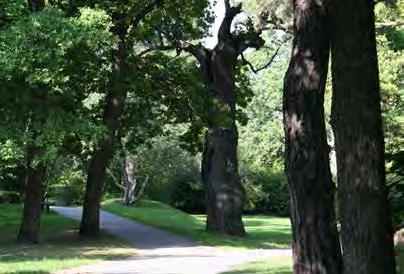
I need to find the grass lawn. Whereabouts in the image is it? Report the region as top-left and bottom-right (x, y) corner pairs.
(102, 199), (292, 249)
(0, 203), (136, 274)
(221, 256), (292, 274)
(222, 246), (404, 274)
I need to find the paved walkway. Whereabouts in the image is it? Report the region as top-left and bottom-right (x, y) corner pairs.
(52, 207), (291, 274)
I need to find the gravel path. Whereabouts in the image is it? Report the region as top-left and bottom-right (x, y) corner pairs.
(52, 206), (291, 274)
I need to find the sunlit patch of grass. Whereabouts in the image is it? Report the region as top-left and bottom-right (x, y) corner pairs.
(0, 204), (137, 274)
(220, 256), (292, 274)
(102, 199), (292, 249)
(220, 246), (404, 273)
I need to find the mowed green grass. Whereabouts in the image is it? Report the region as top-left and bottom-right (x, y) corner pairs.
(224, 248), (404, 274)
(0, 203), (136, 274)
(102, 199), (292, 249)
(221, 256), (292, 274)
(224, 245), (404, 274)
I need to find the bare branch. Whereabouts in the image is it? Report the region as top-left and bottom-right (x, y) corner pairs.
(241, 38), (290, 73)
(106, 168), (125, 190)
(376, 20), (404, 30)
(133, 175), (149, 203)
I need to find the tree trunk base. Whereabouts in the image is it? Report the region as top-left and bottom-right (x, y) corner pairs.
(79, 222), (100, 238)
(17, 231), (40, 244)
(206, 219), (245, 237)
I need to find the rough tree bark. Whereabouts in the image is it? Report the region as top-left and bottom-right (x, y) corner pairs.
(17, 146), (46, 243)
(283, 0), (342, 273)
(80, 37), (128, 236)
(330, 0), (396, 273)
(176, 0), (264, 236)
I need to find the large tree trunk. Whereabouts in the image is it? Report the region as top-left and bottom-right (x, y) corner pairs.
(330, 0), (396, 273)
(283, 0), (342, 272)
(179, 1), (263, 236)
(200, 42), (246, 236)
(17, 146), (46, 243)
(202, 124), (245, 236)
(80, 39), (128, 237)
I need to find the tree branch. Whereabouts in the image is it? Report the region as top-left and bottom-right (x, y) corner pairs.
(137, 45), (175, 57)
(133, 175), (149, 203)
(235, 31), (265, 55)
(218, 0), (243, 42)
(106, 168), (125, 190)
(178, 42), (209, 64)
(126, 0), (165, 37)
(376, 20), (404, 30)
(241, 48), (278, 74)
(240, 37), (290, 73)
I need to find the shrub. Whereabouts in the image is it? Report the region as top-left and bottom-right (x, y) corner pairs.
(242, 170), (290, 216)
(0, 191), (20, 203)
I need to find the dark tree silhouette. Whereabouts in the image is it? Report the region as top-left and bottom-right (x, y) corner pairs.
(283, 0), (342, 272)
(330, 0), (396, 273)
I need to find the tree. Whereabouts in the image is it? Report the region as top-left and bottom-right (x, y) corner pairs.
(0, 3), (113, 242)
(107, 151), (148, 206)
(330, 0), (396, 272)
(282, 0), (342, 272)
(162, 0), (264, 236)
(15, 0), (46, 243)
(78, 0), (211, 236)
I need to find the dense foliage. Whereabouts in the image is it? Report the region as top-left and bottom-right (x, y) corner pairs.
(0, 0), (402, 226)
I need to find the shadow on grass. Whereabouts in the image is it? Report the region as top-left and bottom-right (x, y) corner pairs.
(0, 204), (136, 274)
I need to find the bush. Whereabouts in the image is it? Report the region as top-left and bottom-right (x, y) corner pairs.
(0, 191), (20, 203)
(49, 169), (85, 206)
(171, 180), (205, 213)
(242, 170), (290, 216)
